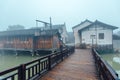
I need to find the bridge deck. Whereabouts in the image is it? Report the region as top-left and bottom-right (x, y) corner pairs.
(40, 49), (99, 80)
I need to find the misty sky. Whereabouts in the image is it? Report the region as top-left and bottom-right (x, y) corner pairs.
(0, 0), (120, 32)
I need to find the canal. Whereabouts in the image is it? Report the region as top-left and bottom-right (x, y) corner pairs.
(101, 53), (120, 78)
(0, 51), (46, 72)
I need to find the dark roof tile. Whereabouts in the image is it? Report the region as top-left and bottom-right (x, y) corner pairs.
(78, 20), (118, 32)
(72, 19), (93, 29)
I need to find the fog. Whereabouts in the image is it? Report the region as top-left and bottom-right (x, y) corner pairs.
(0, 0), (120, 32)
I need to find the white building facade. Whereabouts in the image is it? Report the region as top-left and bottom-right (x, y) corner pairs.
(73, 20), (118, 48)
(72, 20), (93, 48)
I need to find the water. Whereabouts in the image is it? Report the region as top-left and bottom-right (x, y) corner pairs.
(0, 51), (45, 72)
(101, 53), (120, 78)
(113, 40), (120, 52)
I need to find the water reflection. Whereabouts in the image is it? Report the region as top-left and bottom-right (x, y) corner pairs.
(113, 56), (120, 64)
(101, 53), (120, 78)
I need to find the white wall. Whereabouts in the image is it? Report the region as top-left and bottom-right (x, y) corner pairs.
(81, 26), (113, 45)
(60, 25), (68, 44)
(73, 21), (92, 46)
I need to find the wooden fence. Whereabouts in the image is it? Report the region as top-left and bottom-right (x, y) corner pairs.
(92, 48), (120, 80)
(0, 46), (75, 80)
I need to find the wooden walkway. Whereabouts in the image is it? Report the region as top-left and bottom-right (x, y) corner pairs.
(40, 49), (99, 80)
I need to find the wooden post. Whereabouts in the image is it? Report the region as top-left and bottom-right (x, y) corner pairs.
(15, 50), (18, 56)
(31, 52), (34, 56)
(60, 41), (63, 61)
(61, 51), (63, 61)
(48, 56), (51, 70)
(32, 36), (36, 56)
(18, 64), (26, 80)
(38, 60), (41, 75)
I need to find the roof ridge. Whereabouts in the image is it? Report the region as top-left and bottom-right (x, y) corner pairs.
(94, 20), (118, 28)
(78, 20), (118, 32)
(72, 19), (93, 29)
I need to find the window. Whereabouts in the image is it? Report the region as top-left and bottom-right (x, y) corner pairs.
(99, 33), (104, 39)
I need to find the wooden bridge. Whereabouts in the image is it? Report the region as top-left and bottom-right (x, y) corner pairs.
(40, 49), (99, 80)
(0, 47), (119, 80)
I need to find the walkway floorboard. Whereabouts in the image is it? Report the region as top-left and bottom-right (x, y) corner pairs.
(40, 49), (99, 80)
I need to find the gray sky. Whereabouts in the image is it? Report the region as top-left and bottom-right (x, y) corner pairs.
(0, 0), (120, 32)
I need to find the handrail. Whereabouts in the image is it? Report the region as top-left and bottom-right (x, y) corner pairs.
(92, 48), (120, 80)
(0, 46), (75, 80)
(0, 66), (20, 76)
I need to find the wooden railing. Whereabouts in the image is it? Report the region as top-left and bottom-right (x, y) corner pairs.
(0, 46), (75, 80)
(92, 48), (120, 80)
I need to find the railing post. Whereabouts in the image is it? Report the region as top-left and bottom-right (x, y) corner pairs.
(61, 50), (63, 61)
(38, 60), (41, 76)
(18, 64), (26, 80)
(48, 56), (51, 70)
(66, 49), (69, 57)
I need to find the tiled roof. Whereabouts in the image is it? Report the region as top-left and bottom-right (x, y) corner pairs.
(72, 19), (93, 29)
(0, 28), (59, 37)
(78, 20), (118, 32)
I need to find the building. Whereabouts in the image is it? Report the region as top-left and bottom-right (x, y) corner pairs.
(72, 19), (118, 48)
(52, 23), (68, 44)
(72, 20), (92, 48)
(33, 23), (68, 44)
(0, 28), (61, 55)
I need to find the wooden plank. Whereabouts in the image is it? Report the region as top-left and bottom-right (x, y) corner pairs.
(40, 49), (99, 80)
